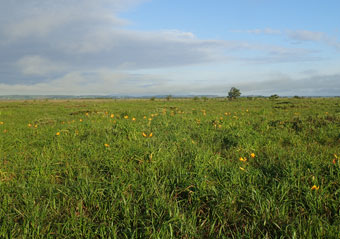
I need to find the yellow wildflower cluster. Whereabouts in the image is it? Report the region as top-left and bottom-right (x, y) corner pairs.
(239, 153), (255, 169)
(142, 132), (153, 138)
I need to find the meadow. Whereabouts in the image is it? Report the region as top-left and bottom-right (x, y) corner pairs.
(0, 97), (340, 238)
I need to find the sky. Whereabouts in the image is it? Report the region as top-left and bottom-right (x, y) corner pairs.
(0, 0), (340, 96)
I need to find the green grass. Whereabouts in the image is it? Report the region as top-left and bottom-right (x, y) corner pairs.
(0, 97), (340, 238)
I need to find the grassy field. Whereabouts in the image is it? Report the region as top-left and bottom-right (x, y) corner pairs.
(1, 97), (340, 238)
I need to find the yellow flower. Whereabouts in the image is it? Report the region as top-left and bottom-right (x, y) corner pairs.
(85, 113), (89, 116)
(311, 185), (320, 191)
(124, 115), (128, 119)
(34, 125), (38, 128)
(142, 132), (153, 138)
(132, 117), (136, 121)
(56, 132), (60, 136)
(148, 118), (152, 121)
(332, 154), (338, 164)
(143, 116), (147, 119)
(239, 167), (245, 171)
(79, 119), (83, 122)
(250, 153), (255, 158)
(0, 121), (3, 125)
(110, 114), (114, 118)
(28, 123), (32, 127)
(239, 157), (247, 162)
(104, 143), (109, 147)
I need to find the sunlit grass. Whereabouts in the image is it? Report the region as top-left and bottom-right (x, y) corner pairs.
(0, 97), (340, 238)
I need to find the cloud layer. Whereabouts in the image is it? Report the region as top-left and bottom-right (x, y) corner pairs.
(0, 0), (234, 87)
(0, 1), (339, 96)
(236, 28), (340, 51)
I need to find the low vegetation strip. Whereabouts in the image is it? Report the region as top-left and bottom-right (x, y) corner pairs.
(0, 98), (340, 238)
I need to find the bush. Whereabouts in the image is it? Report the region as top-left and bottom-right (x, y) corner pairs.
(269, 94), (279, 100)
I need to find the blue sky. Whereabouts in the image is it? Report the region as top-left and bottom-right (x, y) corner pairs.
(124, 1), (339, 35)
(0, 0), (339, 96)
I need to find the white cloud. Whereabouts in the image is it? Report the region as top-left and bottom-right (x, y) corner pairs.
(0, 1), (337, 96)
(0, 70), (168, 95)
(1, 68), (339, 96)
(248, 28), (282, 35)
(0, 0), (141, 41)
(287, 30), (340, 50)
(4, 13), (71, 39)
(239, 28), (340, 51)
(287, 30), (326, 42)
(16, 55), (66, 76)
(237, 73), (340, 96)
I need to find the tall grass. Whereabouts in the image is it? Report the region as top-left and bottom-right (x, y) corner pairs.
(0, 98), (340, 238)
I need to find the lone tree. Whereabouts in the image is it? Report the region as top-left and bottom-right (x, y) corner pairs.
(228, 87), (241, 100)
